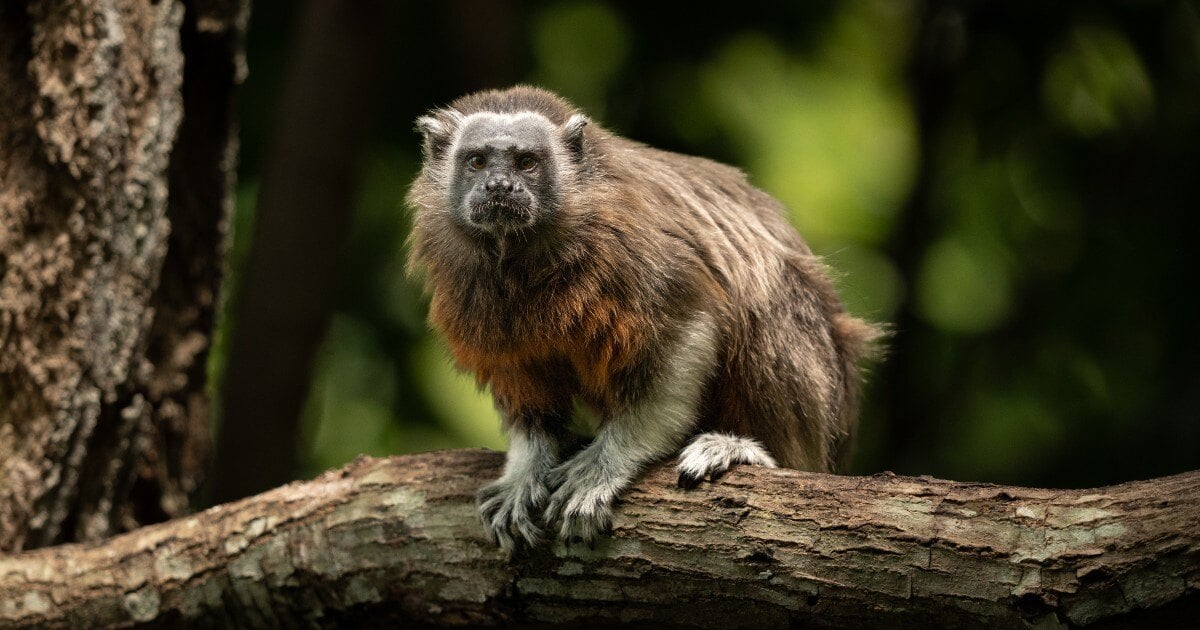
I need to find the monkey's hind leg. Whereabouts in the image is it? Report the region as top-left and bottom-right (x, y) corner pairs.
(675, 432), (778, 489)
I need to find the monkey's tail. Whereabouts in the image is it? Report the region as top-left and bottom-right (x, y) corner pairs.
(829, 312), (889, 472)
(833, 312), (889, 367)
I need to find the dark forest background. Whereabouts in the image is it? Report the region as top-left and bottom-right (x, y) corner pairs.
(206, 0), (1200, 504)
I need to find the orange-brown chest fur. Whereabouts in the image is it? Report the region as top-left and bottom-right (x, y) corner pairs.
(429, 263), (663, 420)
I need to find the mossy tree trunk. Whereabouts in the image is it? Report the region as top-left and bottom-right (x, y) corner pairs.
(0, 0), (246, 552)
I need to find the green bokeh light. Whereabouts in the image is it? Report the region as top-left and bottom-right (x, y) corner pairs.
(915, 235), (1013, 334)
(303, 315), (402, 473)
(700, 31), (917, 249)
(1043, 24), (1155, 137)
(410, 336), (506, 451)
(530, 1), (629, 115)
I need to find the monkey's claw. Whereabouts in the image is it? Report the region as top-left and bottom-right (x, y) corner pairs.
(476, 476), (547, 555)
(543, 456), (622, 544)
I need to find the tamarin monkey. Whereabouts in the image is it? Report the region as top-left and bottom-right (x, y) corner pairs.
(407, 86), (881, 552)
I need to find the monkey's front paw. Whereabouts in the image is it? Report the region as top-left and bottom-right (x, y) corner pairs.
(543, 456), (624, 544)
(476, 476), (547, 555)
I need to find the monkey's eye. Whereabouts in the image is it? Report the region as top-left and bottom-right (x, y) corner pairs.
(467, 154), (486, 169)
(517, 155), (538, 172)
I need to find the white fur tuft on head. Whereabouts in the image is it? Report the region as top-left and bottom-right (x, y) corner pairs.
(414, 114), (444, 137)
(563, 114), (589, 157)
(415, 110), (466, 140)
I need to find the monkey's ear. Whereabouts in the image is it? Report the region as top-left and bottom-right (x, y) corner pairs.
(562, 114), (589, 161)
(415, 114), (454, 161)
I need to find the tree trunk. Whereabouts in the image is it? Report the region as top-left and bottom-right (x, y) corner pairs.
(0, 0), (246, 552)
(0, 450), (1194, 627)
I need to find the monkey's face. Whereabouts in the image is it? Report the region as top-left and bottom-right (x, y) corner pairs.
(447, 114), (563, 235)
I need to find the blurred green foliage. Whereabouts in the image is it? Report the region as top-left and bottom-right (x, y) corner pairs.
(216, 0), (1200, 488)
(1043, 24), (1155, 137)
(531, 1), (629, 115)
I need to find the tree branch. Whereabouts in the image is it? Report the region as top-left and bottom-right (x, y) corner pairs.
(0, 450), (1196, 627)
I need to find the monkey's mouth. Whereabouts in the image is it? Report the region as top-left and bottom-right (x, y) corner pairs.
(466, 199), (535, 231)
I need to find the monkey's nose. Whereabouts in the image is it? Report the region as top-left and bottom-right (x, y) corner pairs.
(485, 177), (515, 193)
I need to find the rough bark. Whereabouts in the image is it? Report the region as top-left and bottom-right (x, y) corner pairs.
(0, 0), (246, 551)
(0, 449), (1194, 627)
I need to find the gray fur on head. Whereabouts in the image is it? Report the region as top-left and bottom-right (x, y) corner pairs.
(411, 96), (590, 242)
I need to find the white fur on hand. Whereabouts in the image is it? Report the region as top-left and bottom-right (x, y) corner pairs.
(477, 473), (548, 555)
(543, 447), (626, 544)
(477, 429), (557, 554)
